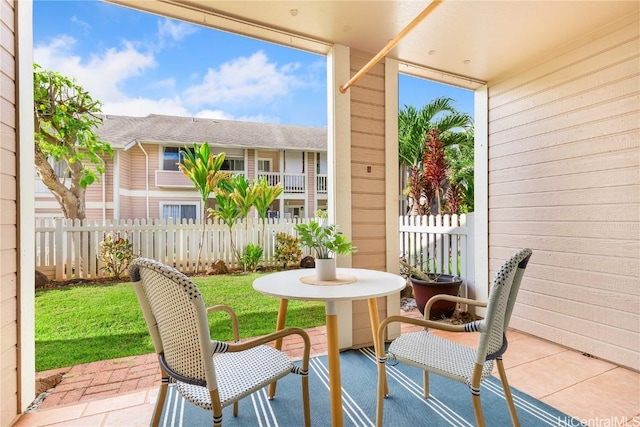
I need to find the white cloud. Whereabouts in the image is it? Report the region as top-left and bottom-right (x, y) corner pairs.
(193, 109), (235, 120)
(157, 19), (197, 45)
(70, 16), (90, 32)
(235, 113), (279, 123)
(103, 96), (190, 117)
(184, 51), (301, 108)
(148, 78), (176, 90)
(193, 110), (276, 123)
(33, 33), (302, 123)
(34, 36), (156, 103)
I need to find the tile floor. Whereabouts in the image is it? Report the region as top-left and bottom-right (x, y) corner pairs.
(14, 310), (640, 427)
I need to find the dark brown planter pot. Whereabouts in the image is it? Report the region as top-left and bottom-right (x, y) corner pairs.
(410, 274), (463, 319)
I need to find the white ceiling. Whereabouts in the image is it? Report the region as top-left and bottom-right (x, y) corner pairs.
(109, 0), (639, 89)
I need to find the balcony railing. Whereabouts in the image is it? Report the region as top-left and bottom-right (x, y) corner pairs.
(257, 172), (306, 193)
(257, 172), (280, 188)
(316, 174), (327, 194)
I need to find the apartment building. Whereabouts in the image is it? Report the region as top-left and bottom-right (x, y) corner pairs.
(34, 114), (328, 220)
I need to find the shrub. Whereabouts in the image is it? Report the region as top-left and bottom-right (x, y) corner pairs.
(241, 243), (264, 272)
(274, 232), (302, 269)
(99, 234), (138, 280)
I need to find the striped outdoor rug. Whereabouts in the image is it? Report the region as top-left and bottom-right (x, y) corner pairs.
(159, 347), (583, 426)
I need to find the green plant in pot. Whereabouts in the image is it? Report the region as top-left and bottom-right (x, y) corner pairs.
(294, 210), (355, 281)
(399, 258), (462, 320)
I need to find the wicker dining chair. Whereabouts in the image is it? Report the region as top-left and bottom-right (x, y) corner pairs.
(129, 258), (311, 427)
(376, 248), (533, 427)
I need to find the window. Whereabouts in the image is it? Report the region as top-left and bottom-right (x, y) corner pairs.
(221, 158), (244, 172)
(258, 159), (271, 172)
(35, 158), (71, 192)
(162, 203), (197, 221)
(51, 158), (71, 178)
(36, 158), (71, 178)
(162, 147), (194, 171)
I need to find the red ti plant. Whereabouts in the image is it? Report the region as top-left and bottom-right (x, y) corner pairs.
(444, 182), (464, 214)
(407, 165), (432, 215)
(423, 129), (447, 214)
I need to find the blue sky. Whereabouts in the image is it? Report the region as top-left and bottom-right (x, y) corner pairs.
(34, 0), (474, 127)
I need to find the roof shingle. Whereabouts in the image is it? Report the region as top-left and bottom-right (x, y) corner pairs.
(95, 114), (327, 151)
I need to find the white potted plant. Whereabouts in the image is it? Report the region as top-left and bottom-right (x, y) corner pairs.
(294, 210), (355, 281)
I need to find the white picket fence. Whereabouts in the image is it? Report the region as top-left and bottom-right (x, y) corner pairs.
(398, 213), (475, 300)
(35, 214), (475, 287)
(35, 217), (310, 280)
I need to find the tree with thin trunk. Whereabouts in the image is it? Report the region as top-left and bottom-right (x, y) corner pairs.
(252, 177), (283, 249)
(178, 143), (227, 273)
(229, 174), (256, 244)
(208, 174), (249, 265)
(33, 64), (113, 220)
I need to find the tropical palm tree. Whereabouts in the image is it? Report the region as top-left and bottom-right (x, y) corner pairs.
(446, 126), (475, 212)
(399, 97), (472, 168)
(178, 143), (227, 273)
(399, 97), (473, 215)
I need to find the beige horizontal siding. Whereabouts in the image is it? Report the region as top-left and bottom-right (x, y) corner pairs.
(85, 156), (114, 203)
(129, 144), (158, 191)
(1, 0), (18, 423)
(487, 12), (640, 370)
(119, 150), (131, 189)
(349, 50), (389, 346)
(256, 150), (280, 172)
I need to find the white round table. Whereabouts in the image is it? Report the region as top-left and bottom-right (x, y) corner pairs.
(253, 268), (405, 427)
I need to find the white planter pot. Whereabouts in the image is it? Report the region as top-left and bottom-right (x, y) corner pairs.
(315, 258), (336, 281)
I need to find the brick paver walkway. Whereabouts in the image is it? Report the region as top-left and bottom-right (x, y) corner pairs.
(35, 309), (421, 410)
(35, 324), (335, 409)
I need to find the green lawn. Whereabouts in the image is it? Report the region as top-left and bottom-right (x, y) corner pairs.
(35, 272), (325, 372)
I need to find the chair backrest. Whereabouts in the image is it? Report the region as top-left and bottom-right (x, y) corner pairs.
(473, 248), (532, 364)
(129, 258), (216, 389)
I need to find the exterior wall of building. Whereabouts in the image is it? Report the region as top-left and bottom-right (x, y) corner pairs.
(246, 148), (256, 179)
(35, 139), (329, 221)
(348, 50), (390, 347)
(0, 1), (19, 422)
(306, 151), (315, 215)
(2, 0), (35, 423)
(83, 154), (115, 220)
(117, 148), (131, 191)
(121, 196), (201, 220)
(134, 144), (159, 191)
(257, 149), (280, 172)
(486, 12), (639, 370)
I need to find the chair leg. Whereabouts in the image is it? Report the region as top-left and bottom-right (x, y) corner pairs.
(471, 392), (485, 427)
(423, 371), (430, 398)
(496, 358), (520, 427)
(470, 364), (486, 427)
(210, 390), (223, 427)
(376, 361), (387, 427)
(233, 402), (238, 417)
(150, 375), (169, 427)
(302, 375), (311, 427)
